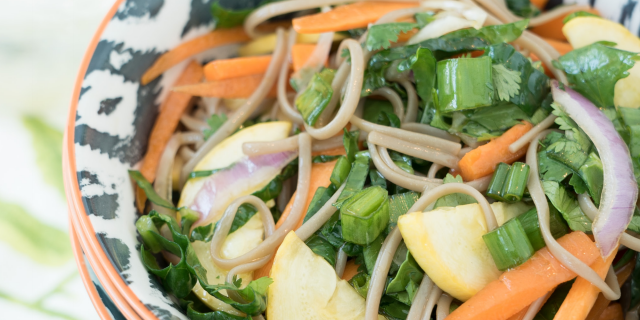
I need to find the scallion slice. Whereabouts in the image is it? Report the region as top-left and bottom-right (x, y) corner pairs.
(502, 162), (530, 202)
(135, 215), (163, 253)
(487, 162), (511, 201)
(335, 157), (371, 208)
(437, 56), (494, 113)
(517, 206), (569, 251)
(483, 218), (534, 271)
(330, 156), (351, 187)
(341, 186), (390, 245)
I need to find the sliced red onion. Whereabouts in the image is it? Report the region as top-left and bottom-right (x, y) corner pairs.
(189, 151), (297, 227)
(551, 80), (638, 257)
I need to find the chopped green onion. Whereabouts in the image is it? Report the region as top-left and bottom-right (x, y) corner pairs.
(483, 217), (535, 271)
(487, 162), (511, 201)
(129, 170), (176, 210)
(330, 156), (351, 187)
(135, 215), (163, 253)
(313, 155), (342, 163)
(578, 152), (604, 206)
(502, 162), (530, 202)
(349, 273), (370, 298)
(355, 150), (371, 163)
(363, 234), (384, 273)
(344, 129), (359, 164)
(437, 56), (494, 113)
(303, 185), (337, 223)
(295, 69), (336, 125)
(341, 186), (390, 245)
(335, 158), (371, 208)
(516, 206), (569, 251)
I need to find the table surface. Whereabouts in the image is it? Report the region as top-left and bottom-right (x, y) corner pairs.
(0, 1), (114, 319)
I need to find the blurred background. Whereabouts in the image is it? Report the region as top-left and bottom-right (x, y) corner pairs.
(0, 0), (113, 319)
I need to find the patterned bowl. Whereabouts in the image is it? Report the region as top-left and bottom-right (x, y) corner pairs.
(62, 0), (227, 319)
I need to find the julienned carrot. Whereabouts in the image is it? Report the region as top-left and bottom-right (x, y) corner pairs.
(342, 260), (360, 281)
(291, 44), (328, 72)
(136, 61), (204, 211)
(530, 0), (548, 9)
(585, 256), (636, 320)
(506, 307), (528, 320)
(598, 303), (624, 320)
(141, 27), (250, 85)
(447, 232), (600, 320)
(292, 1), (419, 34)
(254, 159), (341, 278)
(530, 8), (600, 41)
(458, 122), (533, 181)
(172, 74), (277, 99)
(552, 248), (618, 320)
(204, 55), (272, 81)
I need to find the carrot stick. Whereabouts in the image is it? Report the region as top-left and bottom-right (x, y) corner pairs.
(530, 8), (600, 41)
(292, 1), (419, 34)
(586, 254), (636, 320)
(506, 307), (528, 320)
(203, 55), (272, 81)
(342, 260), (360, 281)
(254, 159), (340, 278)
(173, 74), (277, 99)
(136, 61), (204, 211)
(447, 232), (601, 320)
(598, 303), (624, 320)
(458, 122), (534, 181)
(530, 0), (549, 9)
(291, 44), (329, 73)
(141, 27), (250, 85)
(552, 248), (618, 320)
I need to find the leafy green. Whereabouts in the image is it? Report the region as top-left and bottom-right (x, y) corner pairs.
(190, 223), (215, 243)
(533, 280), (574, 320)
(579, 152), (604, 205)
(313, 154), (342, 163)
(363, 100), (401, 128)
(136, 215), (163, 253)
(379, 295), (411, 320)
(415, 12), (435, 28)
(466, 103), (530, 132)
(627, 207), (640, 234)
(203, 113), (228, 140)
(0, 199), (72, 266)
(296, 68), (336, 125)
(350, 273), (371, 298)
(542, 181), (592, 232)
(370, 169), (388, 189)
(483, 43), (550, 115)
(129, 170), (177, 210)
(506, 0), (539, 18)
(631, 254), (640, 309)
(546, 136), (589, 172)
(563, 11), (600, 24)
(386, 252), (423, 294)
(492, 64), (521, 101)
(363, 234), (384, 274)
(211, 0), (270, 29)
(388, 192), (420, 233)
(202, 276), (272, 316)
(304, 185), (337, 223)
(619, 107), (640, 158)
(366, 22), (418, 51)
(551, 102), (592, 152)
(182, 294), (251, 320)
(411, 48), (437, 114)
(22, 116), (64, 196)
(434, 174), (477, 208)
(553, 43), (639, 109)
(437, 56), (494, 113)
(305, 234), (337, 266)
(344, 129), (359, 164)
(335, 158), (370, 207)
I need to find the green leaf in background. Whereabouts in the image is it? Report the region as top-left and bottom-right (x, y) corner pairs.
(211, 0), (270, 29)
(22, 116), (64, 196)
(0, 199), (71, 266)
(553, 43), (639, 109)
(492, 64), (521, 102)
(505, 0), (540, 18)
(203, 113), (227, 140)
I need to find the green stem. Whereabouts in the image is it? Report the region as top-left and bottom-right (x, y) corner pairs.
(0, 288), (80, 320)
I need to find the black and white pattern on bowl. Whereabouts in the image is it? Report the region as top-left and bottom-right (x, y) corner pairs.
(72, 0), (234, 318)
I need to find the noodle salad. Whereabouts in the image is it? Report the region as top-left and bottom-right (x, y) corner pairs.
(129, 0), (640, 319)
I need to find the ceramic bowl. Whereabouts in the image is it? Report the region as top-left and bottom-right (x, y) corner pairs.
(62, 0), (223, 319)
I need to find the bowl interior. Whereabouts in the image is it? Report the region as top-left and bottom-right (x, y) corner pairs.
(69, 0), (222, 318)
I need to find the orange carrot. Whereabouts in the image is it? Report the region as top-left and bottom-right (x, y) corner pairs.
(342, 260), (361, 281)
(173, 74), (277, 99)
(553, 248), (618, 320)
(530, 8), (600, 41)
(543, 38), (573, 56)
(204, 55), (272, 81)
(447, 232), (600, 320)
(291, 44), (329, 72)
(458, 122), (533, 181)
(136, 61), (204, 211)
(598, 303), (624, 320)
(141, 27), (250, 85)
(292, 1), (419, 34)
(506, 308), (528, 320)
(254, 159), (340, 278)
(586, 254), (636, 320)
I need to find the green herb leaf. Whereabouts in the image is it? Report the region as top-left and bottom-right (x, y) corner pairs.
(619, 107), (640, 158)
(201, 276), (272, 316)
(22, 116), (64, 196)
(542, 181), (592, 232)
(506, 0), (540, 18)
(492, 64), (522, 101)
(554, 43), (639, 109)
(434, 174), (477, 208)
(363, 234), (384, 274)
(551, 102), (592, 151)
(305, 234), (337, 266)
(411, 48), (437, 113)
(386, 252), (424, 293)
(296, 69), (336, 125)
(203, 113), (228, 140)
(388, 192), (420, 233)
(344, 129), (360, 164)
(415, 12), (436, 28)
(366, 22), (418, 51)
(211, 0), (270, 28)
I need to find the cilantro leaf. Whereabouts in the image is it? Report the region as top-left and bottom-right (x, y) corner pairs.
(415, 12), (435, 28)
(542, 181), (592, 232)
(366, 22), (418, 51)
(203, 113), (228, 140)
(550, 102), (592, 151)
(434, 174), (477, 208)
(492, 64), (522, 101)
(553, 43), (639, 109)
